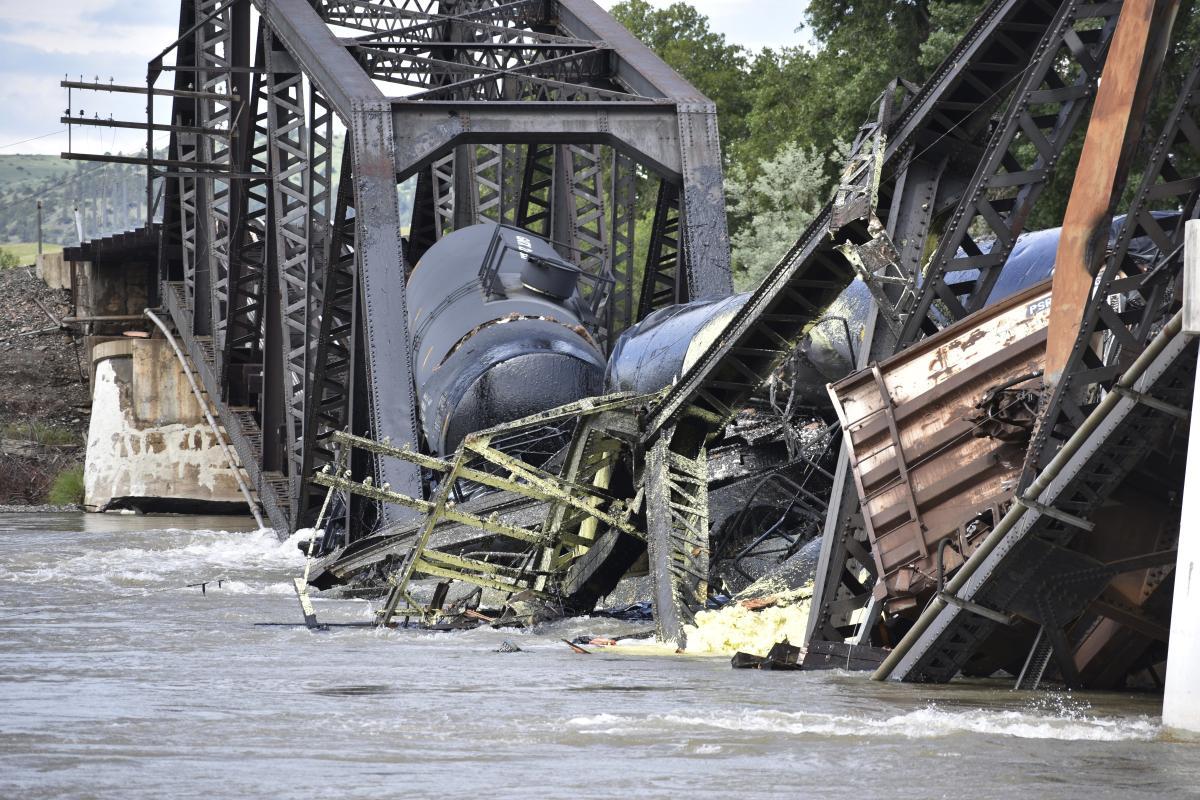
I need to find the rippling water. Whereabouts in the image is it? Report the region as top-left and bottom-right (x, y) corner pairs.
(2, 514), (1198, 799)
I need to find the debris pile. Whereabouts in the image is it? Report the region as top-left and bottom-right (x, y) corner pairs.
(684, 587), (813, 657)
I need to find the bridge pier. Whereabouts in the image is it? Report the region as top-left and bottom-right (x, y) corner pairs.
(1163, 221), (1200, 735)
(84, 337), (250, 515)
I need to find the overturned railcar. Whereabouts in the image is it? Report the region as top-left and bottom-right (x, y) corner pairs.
(407, 223), (607, 457)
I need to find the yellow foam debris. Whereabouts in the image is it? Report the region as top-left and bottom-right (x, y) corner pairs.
(682, 583), (813, 656)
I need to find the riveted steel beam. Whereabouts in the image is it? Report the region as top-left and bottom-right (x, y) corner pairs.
(85, 0), (734, 539)
(389, 102), (685, 178)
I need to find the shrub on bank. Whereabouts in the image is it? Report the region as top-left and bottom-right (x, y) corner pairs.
(47, 464), (84, 506)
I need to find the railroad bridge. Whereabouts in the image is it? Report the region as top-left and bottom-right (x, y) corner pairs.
(66, 0), (732, 534)
(63, 0), (1200, 695)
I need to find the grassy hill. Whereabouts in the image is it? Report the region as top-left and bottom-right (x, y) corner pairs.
(0, 153), (148, 249)
(0, 143), (407, 255)
(0, 155), (73, 197)
(0, 242), (63, 267)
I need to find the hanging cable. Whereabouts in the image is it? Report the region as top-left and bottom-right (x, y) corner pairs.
(143, 309), (267, 530)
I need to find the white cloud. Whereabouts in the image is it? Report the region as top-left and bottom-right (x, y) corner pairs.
(0, 1), (176, 153)
(3, 23), (178, 57)
(0, 1), (176, 56)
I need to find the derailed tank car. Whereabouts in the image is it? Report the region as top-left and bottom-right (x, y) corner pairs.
(407, 223), (608, 458)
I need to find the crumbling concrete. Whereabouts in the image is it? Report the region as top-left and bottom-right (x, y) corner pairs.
(84, 337), (247, 513)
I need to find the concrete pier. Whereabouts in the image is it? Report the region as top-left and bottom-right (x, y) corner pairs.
(1162, 346), (1200, 735)
(1164, 220), (1200, 735)
(35, 251), (72, 291)
(83, 337), (248, 514)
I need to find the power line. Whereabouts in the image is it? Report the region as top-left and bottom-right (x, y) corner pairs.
(0, 129), (67, 150)
(0, 132), (171, 219)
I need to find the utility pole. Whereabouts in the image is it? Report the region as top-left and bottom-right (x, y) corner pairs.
(36, 199), (43, 274)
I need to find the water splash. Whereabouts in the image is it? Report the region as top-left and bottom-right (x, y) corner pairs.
(0, 527), (304, 590)
(565, 704), (1161, 742)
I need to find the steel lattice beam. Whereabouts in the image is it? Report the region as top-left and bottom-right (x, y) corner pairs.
(898, 0), (1125, 343)
(94, 0), (736, 539)
(265, 31), (313, 514)
(805, 0), (1130, 650)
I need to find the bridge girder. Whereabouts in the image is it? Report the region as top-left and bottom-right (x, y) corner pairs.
(147, 0), (732, 535)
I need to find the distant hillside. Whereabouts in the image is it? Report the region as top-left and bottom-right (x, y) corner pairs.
(0, 153), (151, 250)
(0, 155), (72, 196)
(0, 144), (414, 261)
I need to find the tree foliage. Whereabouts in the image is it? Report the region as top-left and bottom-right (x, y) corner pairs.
(920, 0), (987, 70)
(795, 0), (930, 157)
(726, 142), (840, 290)
(609, 0), (752, 154)
(610, 0), (991, 287)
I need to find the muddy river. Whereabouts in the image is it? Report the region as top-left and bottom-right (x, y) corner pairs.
(2, 513), (1197, 798)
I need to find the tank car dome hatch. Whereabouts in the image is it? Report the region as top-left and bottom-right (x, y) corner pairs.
(521, 254), (581, 299)
(407, 222), (606, 456)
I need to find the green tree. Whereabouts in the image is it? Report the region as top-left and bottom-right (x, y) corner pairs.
(611, 0), (989, 189)
(726, 141), (839, 290)
(735, 47), (818, 173)
(609, 0), (1150, 289)
(0, 247), (20, 269)
(791, 0), (931, 154)
(610, 0), (752, 156)
(919, 0), (987, 70)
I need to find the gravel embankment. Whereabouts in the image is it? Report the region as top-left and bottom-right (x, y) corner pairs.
(0, 266), (90, 503)
(0, 504), (80, 513)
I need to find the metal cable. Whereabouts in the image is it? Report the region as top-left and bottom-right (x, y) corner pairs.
(143, 309), (266, 529)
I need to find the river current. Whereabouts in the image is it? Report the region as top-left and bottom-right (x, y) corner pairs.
(2, 513), (1198, 799)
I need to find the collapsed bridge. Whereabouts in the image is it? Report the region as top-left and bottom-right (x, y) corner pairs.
(67, 0), (733, 534)
(66, 0), (1200, 693)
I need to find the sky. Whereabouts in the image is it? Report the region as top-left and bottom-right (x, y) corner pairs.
(0, 0), (806, 156)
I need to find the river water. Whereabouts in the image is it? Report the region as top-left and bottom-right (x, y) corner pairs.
(2, 513), (1198, 799)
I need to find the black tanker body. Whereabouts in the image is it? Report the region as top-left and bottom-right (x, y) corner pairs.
(606, 220), (1168, 402)
(410, 219), (1160, 455)
(408, 223), (606, 456)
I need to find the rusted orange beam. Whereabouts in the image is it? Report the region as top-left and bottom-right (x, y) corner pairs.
(1044, 0), (1180, 386)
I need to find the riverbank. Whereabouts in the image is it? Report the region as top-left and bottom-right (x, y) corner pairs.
(0, 504), (79, 514)
(0, 267), (90, 504)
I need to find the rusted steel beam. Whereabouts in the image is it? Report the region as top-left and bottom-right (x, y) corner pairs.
(1044, 0), (1180, 386)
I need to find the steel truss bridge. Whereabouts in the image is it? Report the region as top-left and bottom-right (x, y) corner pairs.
(67, 0), (733, 535)
(67, 0), (1198, 687)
